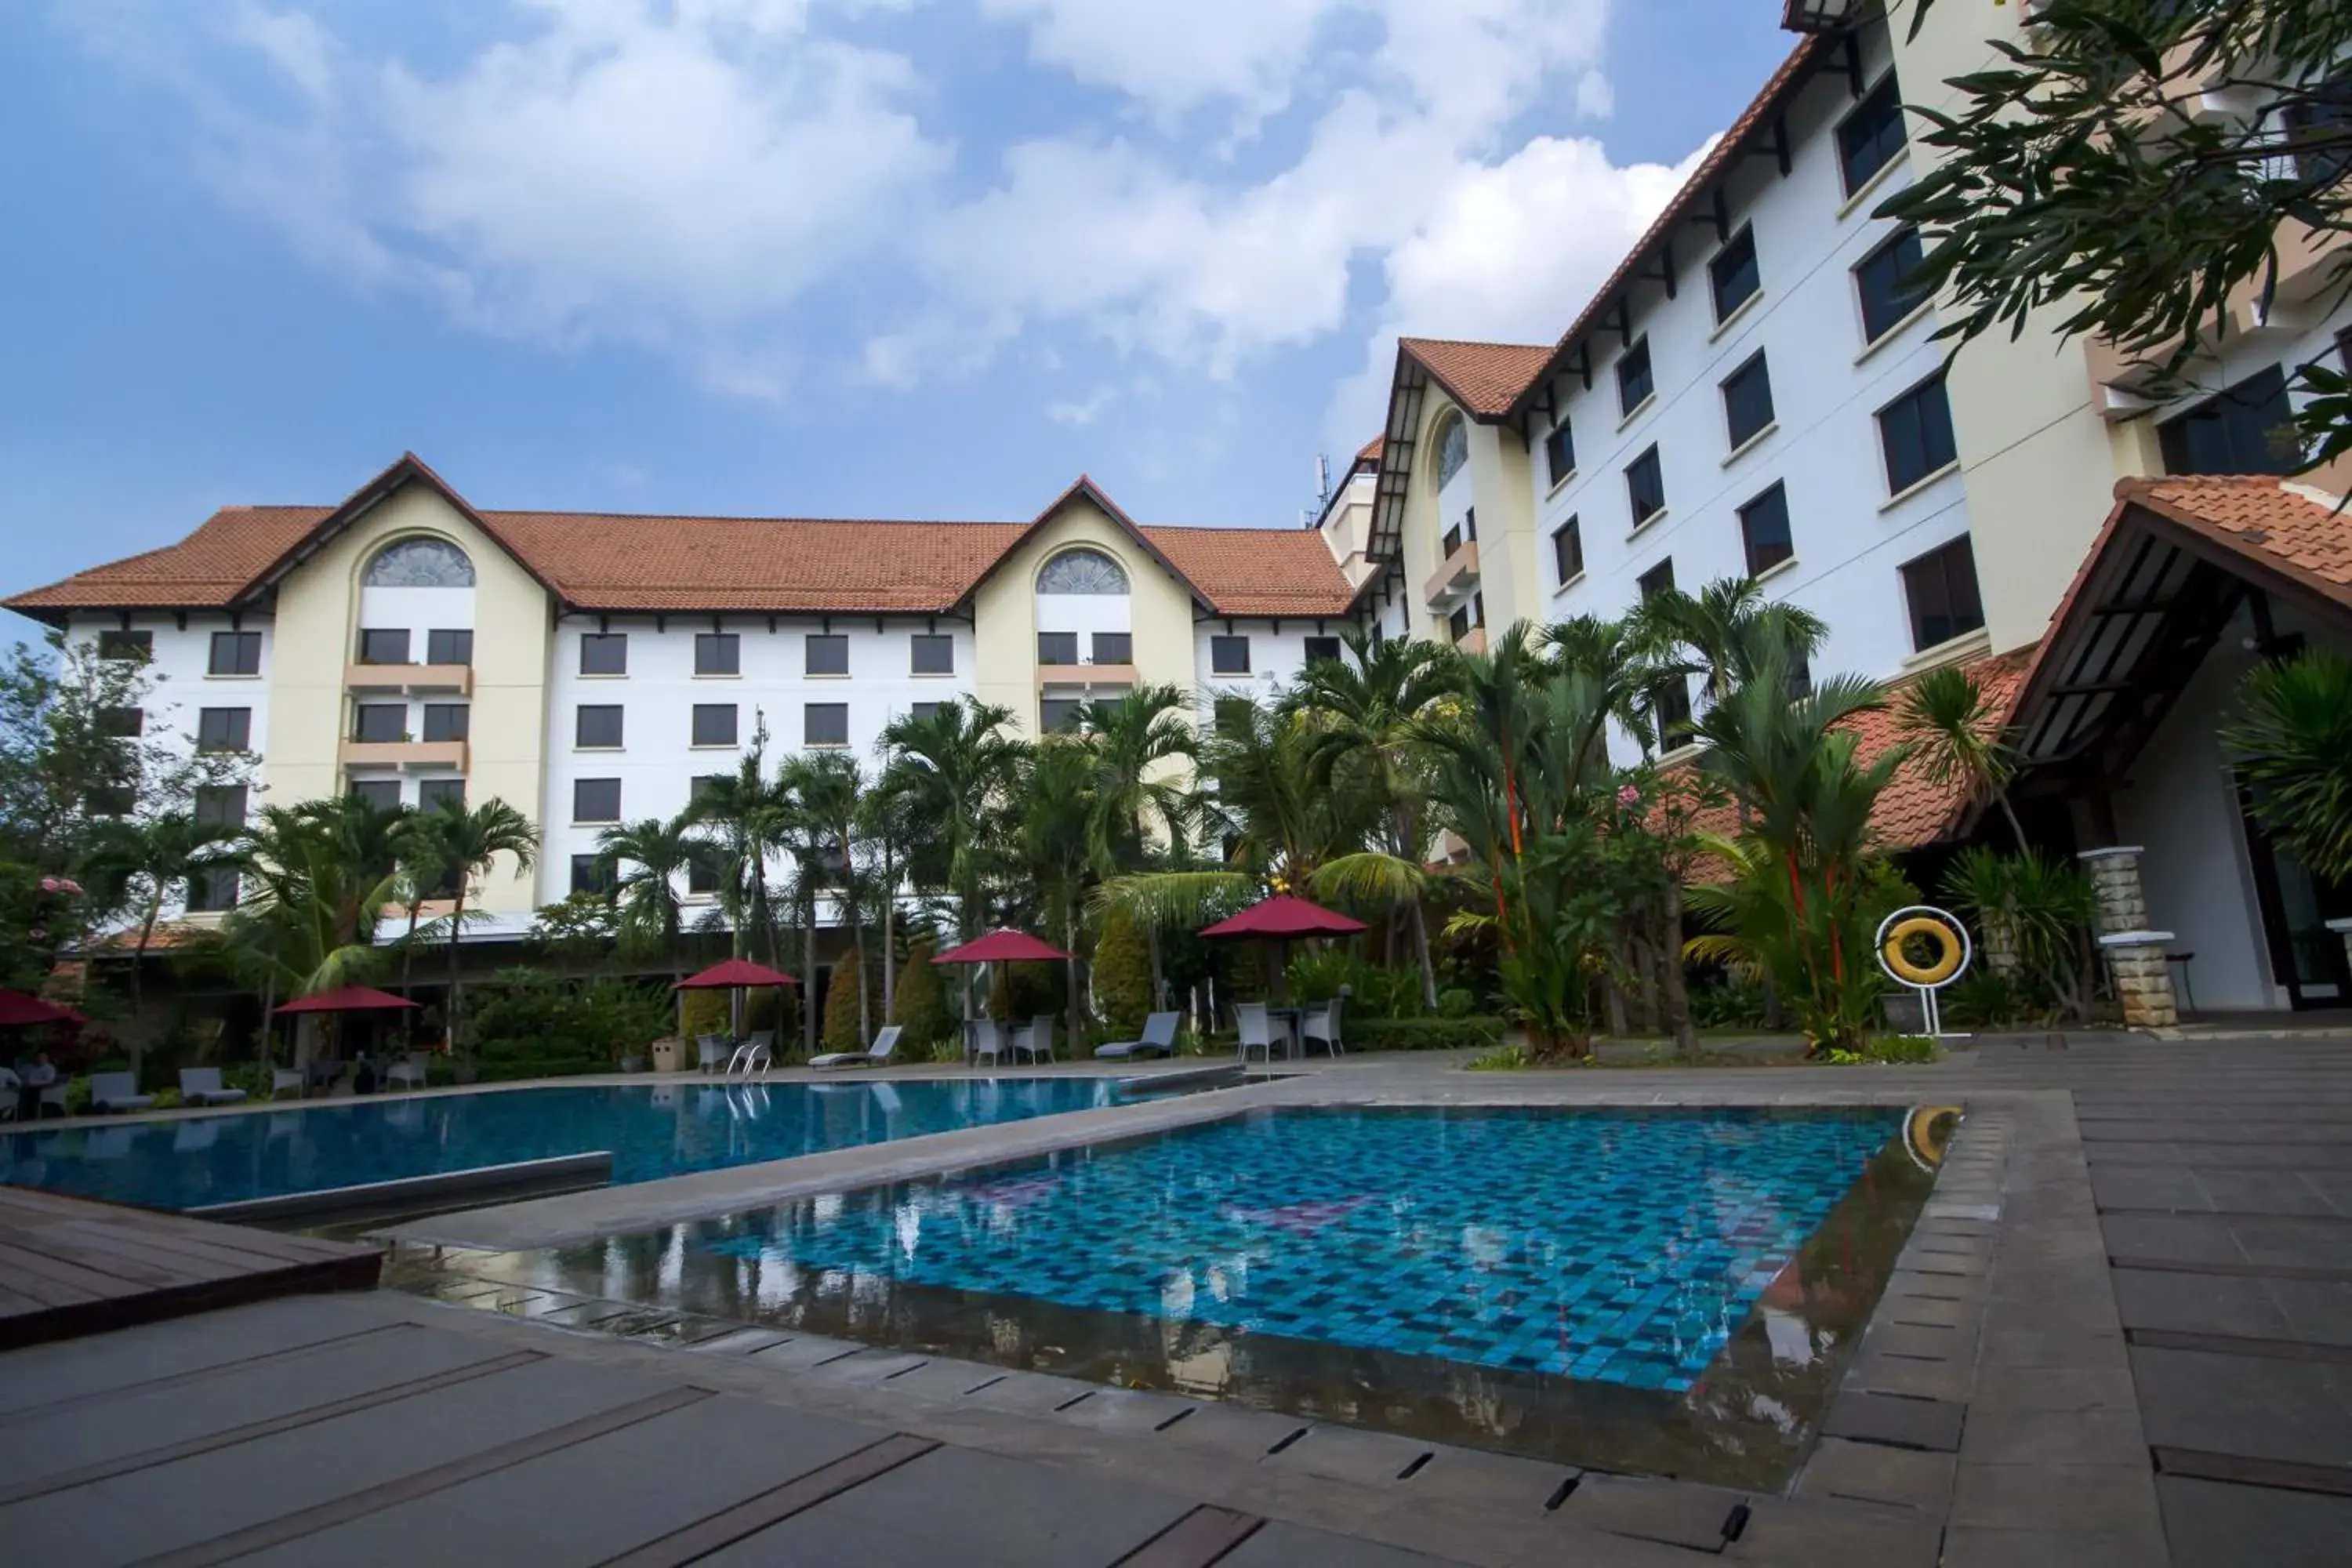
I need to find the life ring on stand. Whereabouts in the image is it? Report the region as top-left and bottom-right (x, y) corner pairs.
(1881, 915), (1964, 986)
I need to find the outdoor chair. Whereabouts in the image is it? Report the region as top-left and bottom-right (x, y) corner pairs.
(269, 1069), (304, 1100)
(383, 1053), (430, 1091)
(1095, 1011), (1181, 1060)
(970, 1018), (1006, 1067)
(1300, 996), (1345, 1057)
(177, 1067), (249, 1106)
(37, 1083), (67, 1117)
(1236, 1003), (1280, 1065)
(695, 1034), (733, 1073)
(810, 1025), (901, 1070)
(88, 1072), (154, 1114)
(1011, 1014), (1055, 1064)
(727, 1029), (775, 1075)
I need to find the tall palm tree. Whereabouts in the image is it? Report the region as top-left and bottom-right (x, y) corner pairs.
(782, 751), (872, 1049)
(689, 737), (791, 967)
(89, 810), (241, 1015)
(1634, 576), (1828, 710)
(421, 797), (538, 1052)
(1287, 632), (1452, 1007)
(598, 811), (698, 985)
(855, 774), (926, 1020)
(1897, 663), (2029, 850)
(1020, 738), (1096, 1041)
(877, 699), (1026, 1016)
(1076, 684), (1196, 872)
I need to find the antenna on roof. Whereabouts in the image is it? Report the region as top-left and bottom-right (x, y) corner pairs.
(1303, 452), (1333, 528)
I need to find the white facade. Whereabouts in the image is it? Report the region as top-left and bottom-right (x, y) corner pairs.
(1192, 618), (1348, 721)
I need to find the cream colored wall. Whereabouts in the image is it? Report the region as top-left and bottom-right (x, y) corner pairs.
(1467, 423), (1541, 630)
(971, 496), (1200, 737)
(263, 485), (552, 913)
(1889, 0), (2165, 656)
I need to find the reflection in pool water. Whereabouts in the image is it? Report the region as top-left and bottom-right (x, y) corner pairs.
(428, 1106), (1936, 1486)
(1, 1077), (1149, 1210)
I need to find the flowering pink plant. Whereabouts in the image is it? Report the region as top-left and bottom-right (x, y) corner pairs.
(38, 877), (82, 895)
(1616, 784), (1642, 808)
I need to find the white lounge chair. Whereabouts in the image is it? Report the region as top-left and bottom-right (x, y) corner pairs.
(269, 1069), (304, 1101)
(178, 1067), (249, 1106)
(695, 1034), (733, 1073)
(89, 1072), (154, 1114)
(1236, 1003), (1281, 1065)
(969, 1018), (1005, 1067)
(1095, 1011), (1181, 1060)
(1300, 996), (1345, 1057)
(810, 1025), (901, 1070)
(1011, 1014), (1055, 1065)
(727, 1029), (775, 1075)
(383, 1053), (430, 1091)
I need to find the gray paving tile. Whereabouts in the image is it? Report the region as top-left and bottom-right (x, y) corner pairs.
(0, 1294), (399, 1417)
(1960, 1409), (2146, 1466)
(957, 1368), (1102, 1416)
(1948, 1461), (2162, 1534)
(2112, 1265), (2298, 1338)
(1726, 1495), (1943, 1566)
(1966, 1365), (2140, 1413)
(1940, 1525), (2174, 1567)
(697, 1443), (1194, 1567)
(1794, 1436), (1953, 1512)
(1818, 1391), (1964, 1451)
(1048, 1385), (1200, 1436)
(1153, 1399), (1310, 1457)
(1404, 1445), (1575, 1515)
(1218, 1519), (1472, 1566)
(233, 1392), (884, 1567)
(1261, 1423), (1436, 1486)
(2158, 1474), (2352, 1568)
(744, 1333), (866, 1369)
(1555, 1474), (1744, 1552)
(2131, 1345), (2352, 1466)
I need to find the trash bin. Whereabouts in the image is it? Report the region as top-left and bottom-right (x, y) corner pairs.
(652, 1036), (685, 1073)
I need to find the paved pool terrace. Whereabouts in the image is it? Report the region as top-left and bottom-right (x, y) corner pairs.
(8, 1040), (2350, 1563)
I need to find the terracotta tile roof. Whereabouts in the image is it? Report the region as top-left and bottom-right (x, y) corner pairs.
(1505, 34), (1828, 422)
(5, 506), (331, 612)
(1355, 434), (1385, 465)
(1142, 526), (1359, 617)
(1398, 338), (1556, 419)
(2115, 474), (2352, 604)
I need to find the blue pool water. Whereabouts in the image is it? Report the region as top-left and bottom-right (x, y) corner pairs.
(1, 1078), (1145, 1211)
(695, 1105), (1908, 1394)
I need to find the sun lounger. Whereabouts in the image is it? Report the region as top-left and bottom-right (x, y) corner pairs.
(809, 1025), (901, 1069)
(89, 1072), (154, 1114)
(177, 1067), (249, 1106)
(1094, 1011), (1181, 1060)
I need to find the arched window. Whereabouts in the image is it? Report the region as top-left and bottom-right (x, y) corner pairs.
(1433, 412), (1470, 488)
(364, 536), (475, 588)
(1037, 547), (1130, 594)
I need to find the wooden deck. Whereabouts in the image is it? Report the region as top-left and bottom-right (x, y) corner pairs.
(0, 1186), (382, 1351)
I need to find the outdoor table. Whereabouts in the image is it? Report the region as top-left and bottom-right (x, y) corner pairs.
(1265, 1006), (1305, 1061)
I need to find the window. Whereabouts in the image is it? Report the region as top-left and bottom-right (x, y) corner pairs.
(804, 633), (848, 676)
(1303, 636), (1343, 666)
(695, 633), (740, 676)
(570, 855), (615, 898)
(1211, 635), (1252, 675)
(85, 782), (135, 818)
(1625, 445), (1667, 528)
(573, 778), (622, 823)
(1651, 675), (1694, 750)
(1838, 73), (1907, 195)
(1900, 535), (1987, 651)
(1787, 650), (1814, 702)
(194, 784), (246, 828)
(692, 704), (739, 747)
(349, 780), (402, 811)
(1212, 696), (1253, 735)
(804, 702), (848, 747)
(1433, 412), (1470, 488)
(1617, 337), (1654, 416)
(426, 629), (473, 666)
(96, 706), (143, 738)
(691, 774), (725, 802)
(1738, 484), (1796, 577)
(1721, 352), (1776, 450)
(1638, 558), (1677, 602)
(351, 703), (405, 744)
(1544, 419), (1575, 487)
(1040, 696), (1083, 732)
(1092, 632), (1133, 666)
(1037, 548), (1130, 593)
(1855, 226), (1928, 343)
(418, 778), (466, 815)
(364, 536), (474, 587)
(1447, 604), (1473, 643)
(2158, 365), (2299, 475)
(1709, 227), (1760, 321)
(1552, 517), (1584, 585)
(579, 633), (628, 676)
(910, 633), (954, 675)
(2285, 72), (2352, 187)
(575, 704), (624, 749)
(1037, 631), (1080, 666)
(209, 630), (261, 676)
(687, 853), (720, 896)
(1878, 372), (1959, 494)
(97, 630), (151, 662)
(1442, 522), (1466, 557)
(198, 707), (252, 753)
(185, 866), (239, 913)
(358, 628), (410, 666)
(420, 703), (470, 743)
(909, 702), (944, 724)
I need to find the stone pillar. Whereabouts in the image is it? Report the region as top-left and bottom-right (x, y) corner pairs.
(2078, 846), (2180, 1029)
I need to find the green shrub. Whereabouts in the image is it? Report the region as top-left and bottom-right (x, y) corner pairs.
(1092, 909), (1153, 1038)
(1465, 1043), (1532, 1071)
(1284, 951), (1425, 1018)
(1435, 986), (1475, 1018)
(1868, 1034), (1939, 1064)
(822, 953), (866, 1053)
(1348, 1015), (1507, 1052)
(678, 987), (730, 1040)
(889, 938), (953, 1057)
(1687, 976), (1771, 1029)
(150, 1087), (183, 1110)
(470, 968), (673, 1066)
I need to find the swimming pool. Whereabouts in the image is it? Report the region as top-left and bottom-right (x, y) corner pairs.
(430, 1105), (1938, 1483)
(0, 1077), (1156, 1211)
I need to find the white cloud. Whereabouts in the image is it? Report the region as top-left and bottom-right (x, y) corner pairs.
(977, 0), (1341, 127)
(1047, 388), (1115, 425)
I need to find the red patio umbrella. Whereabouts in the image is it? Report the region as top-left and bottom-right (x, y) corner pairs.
(933, 929), (1077, 1049)
(0, 989), (84, 1028)
(274, 985), (419, 1014)
(673, 957), (797, 1044)
(1200, 894), (1368, 1005)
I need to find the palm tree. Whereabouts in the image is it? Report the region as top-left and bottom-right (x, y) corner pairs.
(421, 797), (538, 1052)
(1019, 738), (1095, 1042)
(1076, 684), (1196, 871)
(598, 811), (699, 984)
(689, 737), (791, 967)
(877, 699), (1027, 1016)
(90, 810), (241, 1016)
(2223, 648), (2352, 884)
(1633, 576), (1828, 710)
(855, 775), (926, 1021)
(1287, 632), (1452, 1007)
(1897, 663), (2028, 850)
(782, 751), (872, 1049)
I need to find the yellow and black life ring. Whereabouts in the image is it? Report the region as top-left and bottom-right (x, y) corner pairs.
(1882, 916), (1964, 986)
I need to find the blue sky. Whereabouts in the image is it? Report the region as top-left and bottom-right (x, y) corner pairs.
(1, 1), (1791, 612)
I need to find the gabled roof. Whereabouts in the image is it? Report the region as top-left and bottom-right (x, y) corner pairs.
(1397, 337), (1555, 421)
(5, 459), (1357, 622)
(2111, 474), (2352, 607)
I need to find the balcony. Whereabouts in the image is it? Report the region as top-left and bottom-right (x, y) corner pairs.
(1423, 538), (1479, 607)
(1035, 662), (1138, 689)
(346, 662), (474, 696)
(1453, 625), (1488, 656)
(339, 739), (469, 771)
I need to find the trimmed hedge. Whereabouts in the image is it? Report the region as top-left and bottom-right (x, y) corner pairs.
(1348, 1015), (1508, 1052)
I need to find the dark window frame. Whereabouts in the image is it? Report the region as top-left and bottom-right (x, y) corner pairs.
(1210, 634), (1253, 675)
(569, 854), (615, 898)
(1040, 696), (1083, 733)
(578, 633), (628, 677)
(1638, 557), (1678, 604)
(804, 633), (849, 677)
(351, 703), (406, 744)
(1616, 336), (1655, 417)
(909, 633), (954, 676)
(96, 629), (152, 662)
(1708, 225), (1761, 322)
(1738, 482), (1795, 578)
(1837, 71), (1907, 196)
(1091, 631), (1134, 666)
(573, 778), (622, 824)
(1877, 370), (1959, 495)
(418, 778), (466, 816)
(1552, 517), (1584, 585)
(1544, 419), (1575, 487)
(96, 705), (143, 738)
(420, 703), (470, 743)
(185, 865), (241, 913)
(1624, 445), (1667, 528)
(209, 630), (262, 676)
(1855, 224), (1929, 344)
(1302, 635), (1343, 666)
(358, 628), (411, 666)
(804, 702), (849, 748)
(2157, 363), (2299, 476)
(349, 780), (402, 811)
(426, 628), (473, 666)
(575, 704), (624, 750)
(691, 703), (739, 748)
(1036, 631), (1080, 666)
(1900, 535), (1987, 652)
(194, 783), (247, 828)
(695, 632), (741, 676)
(1721, 350), (1776, 451)
(198, 706), (252, 753)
